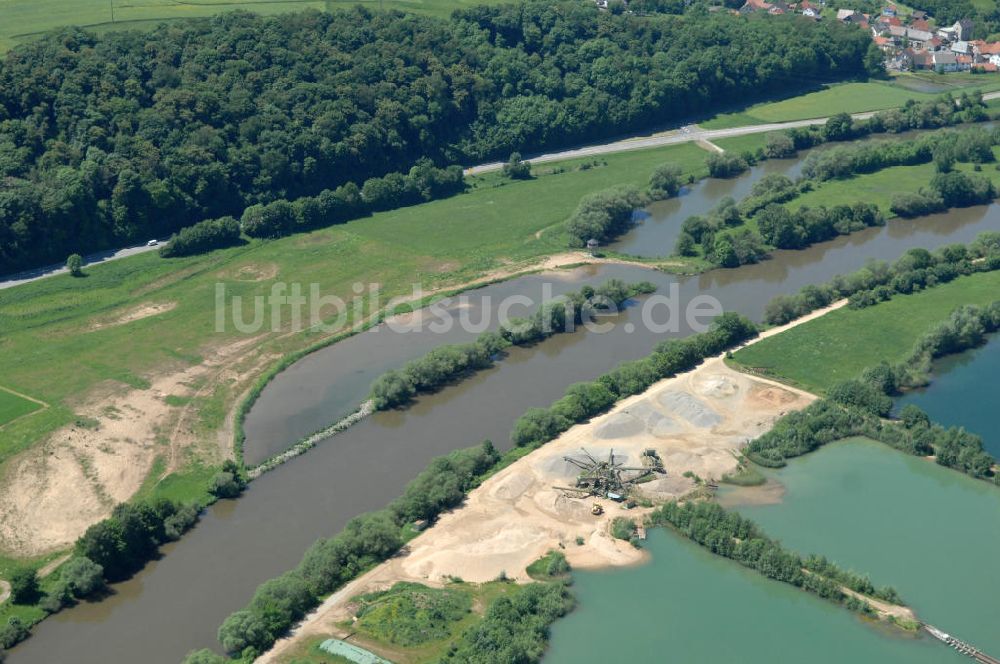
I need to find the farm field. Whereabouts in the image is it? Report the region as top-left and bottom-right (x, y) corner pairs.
(0, 140), (710, 487)
(0, 0), (508, 51)
(699, 76), (1000, 130)
(730, 269), (1000, 394)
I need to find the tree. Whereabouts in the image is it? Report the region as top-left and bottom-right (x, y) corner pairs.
(182, 650), (228, 664)
(823, 113), (855, 142)
(649, 162), (683, 199)
(764, 132), (796, 159)
(502, 152), (532, 180)
(60, 557), (106, 598)
(66, 254), (84, 277)
(8, 567), (39, 604)
(674, 231), (696, 257)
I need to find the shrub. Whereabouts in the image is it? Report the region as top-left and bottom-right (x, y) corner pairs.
(503, 152), (532, 180)
(66, 253), (84, 277)
(610, 517), (637, 540)
(565, 185), (647, 245)
(649, 162), (684, 199)
(764, 132), (797, 158)
(160, 216), (241, 257)
(8, 567), (39, 604)
(60, 557), (106, 598)
(706, 152), (749, 178)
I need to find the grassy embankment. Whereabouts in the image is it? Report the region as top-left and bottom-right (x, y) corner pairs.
(785, 151), (1000, 216)
(0, 0), (512, 52)
(275, 579), (551, 664)
(0, 141), (709, 508)
(700, 75), (1000, 130)
(730, 269), (1000, 394)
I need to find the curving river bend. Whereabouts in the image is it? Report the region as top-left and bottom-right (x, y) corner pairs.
(13, 162), (1000, 663)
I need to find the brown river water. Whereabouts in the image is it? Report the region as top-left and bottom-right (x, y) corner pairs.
(11, 175), (1000, 663)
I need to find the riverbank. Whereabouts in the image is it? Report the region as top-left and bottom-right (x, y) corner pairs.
(257, 303), (841, 662)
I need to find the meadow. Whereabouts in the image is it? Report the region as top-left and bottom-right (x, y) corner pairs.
(0, 140), (710, 479)
(699, 76), (1000, 130)
(0, 388), (42, 427)
(0, 0), (505, 51)
(731, 270), (1000, 394)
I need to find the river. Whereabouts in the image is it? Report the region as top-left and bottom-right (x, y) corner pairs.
(13, 197), (1000, 661)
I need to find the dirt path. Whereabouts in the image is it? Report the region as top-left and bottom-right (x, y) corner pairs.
(259, 301), (844, 663)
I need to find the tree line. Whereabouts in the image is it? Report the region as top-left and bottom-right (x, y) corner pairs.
(204, 310), (758, 662)
(0, 459), (247, 654)
(511, 312), (758, 447)
(369, 279), (656, 409)
(650, 501), (897, 615)
(745, 302), (1000, 481)
(0, 5), (878, 273)
(674, 116), (997, 266)
(762, 234), (1000, 325)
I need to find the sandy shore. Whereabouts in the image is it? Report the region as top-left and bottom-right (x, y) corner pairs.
(258, 301), (845, 663)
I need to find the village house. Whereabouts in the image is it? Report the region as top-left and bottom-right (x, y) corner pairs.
(889, 25), (933, 49)
(932, 50), (960, 72)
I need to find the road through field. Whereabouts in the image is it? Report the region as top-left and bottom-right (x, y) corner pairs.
(5, 91), (999, 290)
(465, 90), (1000, 175)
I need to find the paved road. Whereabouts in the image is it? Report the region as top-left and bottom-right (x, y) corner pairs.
(6, 91), (999, 290)
(0, 241), (162, 291)
(465, 90), (1000, 175)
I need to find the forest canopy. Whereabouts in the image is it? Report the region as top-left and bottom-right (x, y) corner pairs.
(0, 4), (877, 272)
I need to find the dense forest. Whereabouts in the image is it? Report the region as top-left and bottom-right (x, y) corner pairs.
(0, 4), (878, 272)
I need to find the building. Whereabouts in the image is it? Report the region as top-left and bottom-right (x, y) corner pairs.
(889, 25), (933, 48)
(954, 19), (974, 41)
(952, 40), (972, 55)
(932, 51), (959, 71)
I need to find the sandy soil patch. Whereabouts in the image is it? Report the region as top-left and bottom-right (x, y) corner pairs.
(262, 357), (817, 662)
(222, 262), (280, 282)
(261, 301), (848, 663)
(0, 334), (270, 557)
(89, 301), (177, 330)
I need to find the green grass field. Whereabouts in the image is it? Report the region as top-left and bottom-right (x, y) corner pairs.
(788, 163), (937, 215)
(699, 76), (1000, 130)
(0, 388), (42, 427)
(711, 133), (770, 155)
(0, 140), (710, 476)
(731, 270), (1000, 394)
(0, 0), (509, 51)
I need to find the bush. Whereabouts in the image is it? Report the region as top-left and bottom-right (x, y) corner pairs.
(60, 557), (106, 599)
(706, 152), (749, 178)
(75, 499), (200, 582)
(503, 152), (532, 180)
(182, 649), (229, 664)
(565, 185), (647, 245)
(160, 216), (241, 257)
(439, 583), (574, 664)
(209, 460), (247, 499)
(610, 517), (637, 540)
(649, 162), (684, 199)
(827, 380), (892, 417)
(66, 253), (84, 277)
(8, 567), (39, 604)
(890, 191), (945, 218)
(764, 132), (797, 158)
